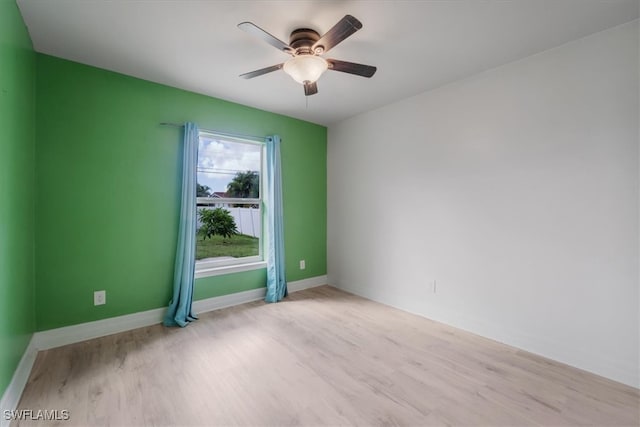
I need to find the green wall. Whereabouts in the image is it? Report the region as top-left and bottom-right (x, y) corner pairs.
(0, 0), (36, 398)
(35, 54), (327, 331)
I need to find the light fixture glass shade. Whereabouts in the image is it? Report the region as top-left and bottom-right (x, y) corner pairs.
(283, 55), (328, 84)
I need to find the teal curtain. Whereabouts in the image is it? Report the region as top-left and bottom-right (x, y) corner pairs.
(164, 122), (199, 327)
(265, 135), (287, 302)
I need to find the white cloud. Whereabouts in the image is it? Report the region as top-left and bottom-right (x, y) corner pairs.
(197, 137), (261, 192)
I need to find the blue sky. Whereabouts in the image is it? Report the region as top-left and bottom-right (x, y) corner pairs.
(197, 136), (261, 193)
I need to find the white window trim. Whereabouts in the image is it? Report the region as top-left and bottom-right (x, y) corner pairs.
(195, 132), (266, 279)
(195, 260), (267, 279)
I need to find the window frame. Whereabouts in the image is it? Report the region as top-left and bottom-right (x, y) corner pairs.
(195, 132), (266, 279)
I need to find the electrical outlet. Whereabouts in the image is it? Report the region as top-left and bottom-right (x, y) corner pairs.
(94, 290), (106, 306)
(299, 260), (306, 270)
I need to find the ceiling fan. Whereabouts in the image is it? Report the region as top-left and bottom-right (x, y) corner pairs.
(238, 15), (377, 96)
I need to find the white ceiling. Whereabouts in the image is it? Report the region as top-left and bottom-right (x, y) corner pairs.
(17, 0), (639, 126)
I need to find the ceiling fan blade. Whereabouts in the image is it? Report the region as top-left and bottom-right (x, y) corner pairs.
(312, 15), (362, 54)
(239, 64), (283, 79)
(326, 59), (377, 78)
(238, 22), (293, 54)
(304, 81), (318, 96)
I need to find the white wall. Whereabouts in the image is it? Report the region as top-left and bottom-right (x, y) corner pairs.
(327, 21), (639, 387)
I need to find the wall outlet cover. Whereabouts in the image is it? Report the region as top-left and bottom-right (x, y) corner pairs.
(94, 290), (106, 306)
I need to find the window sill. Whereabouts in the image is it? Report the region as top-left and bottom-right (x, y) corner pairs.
(195, 261), (267, 279)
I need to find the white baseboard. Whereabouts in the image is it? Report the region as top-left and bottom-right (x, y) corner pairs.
(335, 283), (640, 389)
(0, 275), (327, 418)
(288, 275), (328, 292)
(33, 274), (327, 351)
(33, 307), (166, 350)
(192, 287), (266, 313)
(192, 275), (328, 313)
(0, 336), (37, 427)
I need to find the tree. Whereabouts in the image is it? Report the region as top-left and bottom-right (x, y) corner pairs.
(198, 208), (238, 240)
(227, 171), (259, 199)
(197, 183), (212, 197)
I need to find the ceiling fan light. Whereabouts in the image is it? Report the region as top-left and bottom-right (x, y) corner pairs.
(283, 55), (328, 84)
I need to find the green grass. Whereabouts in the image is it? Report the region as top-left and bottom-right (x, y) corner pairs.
(196, 234), (259, 260)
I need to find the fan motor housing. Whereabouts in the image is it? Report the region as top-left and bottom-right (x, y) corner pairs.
(289, 28), (320, 54)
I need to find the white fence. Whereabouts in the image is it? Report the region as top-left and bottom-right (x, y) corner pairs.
(197, 206), (261, 238)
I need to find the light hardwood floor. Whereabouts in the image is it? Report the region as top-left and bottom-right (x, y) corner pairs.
(15, 286), (639, 426)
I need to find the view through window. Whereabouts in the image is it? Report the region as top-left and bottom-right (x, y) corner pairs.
(196, 132), (263, 272)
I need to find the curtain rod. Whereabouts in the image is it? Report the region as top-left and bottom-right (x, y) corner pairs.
(159, 122), (268, 142)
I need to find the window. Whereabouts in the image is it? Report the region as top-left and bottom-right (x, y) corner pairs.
(195, 132), (265, 278)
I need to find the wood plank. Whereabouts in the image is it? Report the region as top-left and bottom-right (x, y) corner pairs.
(13, 286), (639, 426)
